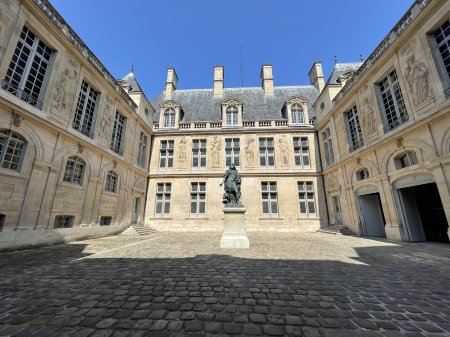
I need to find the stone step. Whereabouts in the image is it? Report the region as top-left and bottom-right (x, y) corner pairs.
(316, 226), (356, 236)
(121, 225), (156, 236)
(316, 228), (342, 235)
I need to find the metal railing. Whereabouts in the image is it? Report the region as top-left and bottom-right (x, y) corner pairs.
(1, 79), (43, 109)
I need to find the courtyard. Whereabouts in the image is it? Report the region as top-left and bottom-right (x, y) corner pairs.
(0, 232), (450, 337)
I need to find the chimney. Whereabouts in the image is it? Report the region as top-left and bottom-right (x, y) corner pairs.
(213, 65), (224, 96)
(260, 64), (274, 94)
(308, 61), (325, 92)
(164, 67), (178, 99)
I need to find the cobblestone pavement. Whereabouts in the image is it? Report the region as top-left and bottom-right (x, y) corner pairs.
(1, 232), (450, 337)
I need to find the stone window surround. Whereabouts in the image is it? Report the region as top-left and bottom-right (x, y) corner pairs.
(159, 140), (174, 170)
(190, 182), (206, 216)
(298, 181), (316, 217)
(430, 18), (450, 94)
(0, 129), (27, 172)
(159, 101), (182, 129)
(192, 139), (207, 169)
(285, 97), (309, 126)
(221, 99), (243, 128)
(344, 105), (365, 152)
(293, 136), (310, 168)
(62, 155), (86, 186)
(110, 110), (126, 155)
(395, 150), (418, 169)
(225, 138), (240, 168)
(137, 131), (148, 168)
(322, 127), (335, 167)
(104, 170), (118, 193)
(259, 137), (275, 169)
(154, 182), (171, 217)
(261, 181), (279, 217)
(53, 215), (75, 229)
(72, 79), (100, 139)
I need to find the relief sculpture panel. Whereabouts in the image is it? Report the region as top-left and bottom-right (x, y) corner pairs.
(50, 55), (80, 116)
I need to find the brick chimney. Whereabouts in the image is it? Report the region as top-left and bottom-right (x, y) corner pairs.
(213, 65), (224, 96)
(260, 64), (274, 94)
(308, 61), (325, 92)
(164, 67), (178, 99)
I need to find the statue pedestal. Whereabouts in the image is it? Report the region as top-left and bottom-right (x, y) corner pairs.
(220, 206), (249, 249)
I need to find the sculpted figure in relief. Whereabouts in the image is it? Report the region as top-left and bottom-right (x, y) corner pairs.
(178, 137), (187, 165)
(405, 56), (430, 106)
(98, 99), (114, 139)
(361, 97), (376, 136)
(51, 68), (78, 114)
(278, 136), (289, 165)
(210, 137), (221, 167)
(245, 137), (255, 165)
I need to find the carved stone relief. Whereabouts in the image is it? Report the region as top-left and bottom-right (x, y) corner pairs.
(210, 136), (221, 167)
(404, 55), (431, 106)
(50, 55), (79, 115)
(361, 96), (377, 136)
(399, 38), (417, 57)
(98, 96), (114, 140)
(177, 137), (188, 167)
(244, 137), (255, 166)
(278, 136), (289, 166)
(11, 112), (23, 127)
(134, 175), (146, 190)
(326, 173), (339, 188)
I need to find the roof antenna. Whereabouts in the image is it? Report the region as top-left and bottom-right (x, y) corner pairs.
(334, 55), (338, 64)
(130, 64), (134, 74)
(360, 54), (364, 62)
(240, 41), (244, 87)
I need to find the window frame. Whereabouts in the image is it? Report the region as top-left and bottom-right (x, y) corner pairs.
(431, 18), (450, 93)
(395, 151), (418, 169)
(322, 128), (334, 166)
(344, 105), (364, 152)
(100, 216), (112, 226)
(225, 105), (239, 126)
(105, 170), (118, 193)
(298, 181), (316, 218)
(225, 138), (240, 168)
(291, 104), (305, 124)
(261, 181), (279, 217)
(259, 137), (275, 169)
(190, 182), (206, 217)
(154, 182), (171, 217)
(73, 80), (99, 138)
(159, 140), (174, 170)
(63, 156), (86, 185)
(0, 129), (27, 172)
(293, 137), (310, 168)
(138, 131), (148, 168)
(192, 139), (207, 169)
(110, 111), (126, 155)
(54, 215), (75, 229)
(163, 108), (176, 128)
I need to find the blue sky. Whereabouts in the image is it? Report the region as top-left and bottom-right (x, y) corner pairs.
(50, 0), (413, 98)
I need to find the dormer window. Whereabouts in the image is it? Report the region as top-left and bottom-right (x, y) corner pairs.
(291, 104), (304, 124)
(226, 105), (238, 126)
(163, 108), (176, 128)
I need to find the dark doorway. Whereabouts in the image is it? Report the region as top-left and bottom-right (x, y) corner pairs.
(397, 183), (449, 243)
(358, 192), (386, 237)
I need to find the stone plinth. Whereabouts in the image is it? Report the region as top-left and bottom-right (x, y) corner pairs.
(220, 206), (249, 249)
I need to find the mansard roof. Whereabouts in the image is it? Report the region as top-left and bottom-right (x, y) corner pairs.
(152, 86), (319, 123)
(326, 62), (363, 86)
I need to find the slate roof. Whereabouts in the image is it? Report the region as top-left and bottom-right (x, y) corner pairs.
(152, 86), (320, 123)
(118, 72), (143, 93)
(326, 62), (362, 86)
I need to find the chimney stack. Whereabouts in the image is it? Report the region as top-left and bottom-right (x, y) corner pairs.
(260, 64), (274, 94)
(308, 61), (325, 92)
(213, 65), (224, 96)
(164, 67), (178, 99)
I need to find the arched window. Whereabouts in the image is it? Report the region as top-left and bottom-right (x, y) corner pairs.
(291, 104), (304, 124)
(395, 151), (418, 169)
(105, 170), (118, 193)
(0, 129), (27, 171)
(63, 156), (85, 185)
(226, 105), (238, 126)
(163, 108), (176, 128)
(356, 168), (370, 181)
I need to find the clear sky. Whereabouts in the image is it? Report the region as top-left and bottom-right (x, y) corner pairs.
(50, 0), (414, 99)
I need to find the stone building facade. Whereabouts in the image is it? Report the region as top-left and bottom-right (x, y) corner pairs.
(0, 0), (449, 249)
(315, 0), (450, 243)
(0, 0), (153, 249)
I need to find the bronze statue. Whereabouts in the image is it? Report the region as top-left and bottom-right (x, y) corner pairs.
(220, 163), (242, 205)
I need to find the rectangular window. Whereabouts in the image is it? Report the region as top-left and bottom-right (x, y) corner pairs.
(190, 182), (206, 216)
(192, 139), (206, 168)
(293, 137), (310, 168)
(155, 183), (171, 217)
(298, 181), (316, 217)
(54, 215), (74, 229)
(73, 80), (98, 138)
(225, 138), (240, 167)
(322, 128), (334, 166)
(379, 70), (408, 132)
(138, 132), (148, 167)
(3, 26), (52, 109)
(159, 140), (174, 169)
(259, 137), (275, 168)
(261, 181), (278, 217)
(434, 19), (450, 83)
(345, 106), (364, 151)
(100, 216), (112, 226)
(110, 111), (126, 154)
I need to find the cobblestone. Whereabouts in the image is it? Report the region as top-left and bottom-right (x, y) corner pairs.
(0, 232), (450, 336)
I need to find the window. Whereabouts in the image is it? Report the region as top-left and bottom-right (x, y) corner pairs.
(163, 108), (176, 128)
(291, 104), (304, 124)
(345, 106), (364, 151)
(298, 181), (316, 217)
(190, 182), (206, 216)
(110, 111), (126, 154)
(0, 129), (27, 171)
(100, 216), (112, 226)
(379, 70), (408, 132)
(54, 215), (74, 229)
(261, 182), (278, 217)
(226, 105), (238, 126)
(155, 183), (171, 217)
(73, 80), (99, 138)
(356, 168), (370, 181)
(434, 19), (450, 83)
(0, 214), (5, 232)
(159, 140), (174, 169)
(63, 156), (85, 185)
(322, 128), (334, 166)
(225, 138), (240, 167)
(259, 137), (275, 168)
(395, 151), (418, 169)
(138, 132), (148, 167)
(192, 139), (206, 168)
(105, 170), (118, 193)
(3, 26), (52, 108)
(293, 137), (310, 168)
